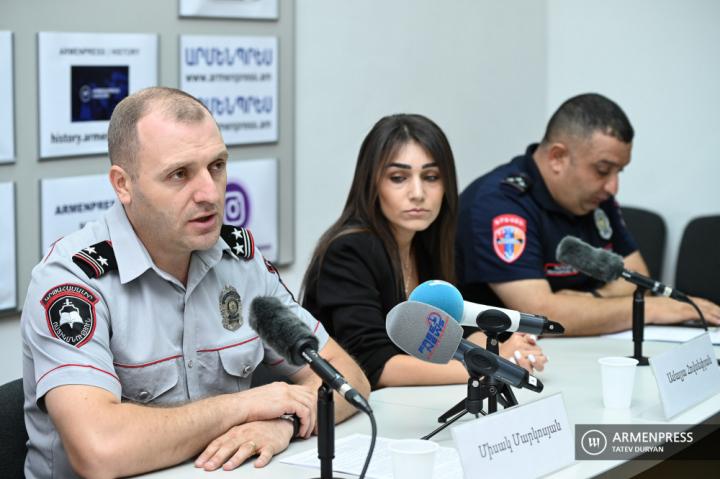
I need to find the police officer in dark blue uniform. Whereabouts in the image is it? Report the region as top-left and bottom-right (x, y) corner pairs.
(456, 93), (720, 335)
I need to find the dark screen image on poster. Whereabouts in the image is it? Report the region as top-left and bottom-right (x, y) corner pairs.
(71, 65), (129, 122)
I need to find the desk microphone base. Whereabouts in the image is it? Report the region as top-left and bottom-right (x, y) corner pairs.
(422, 373), (518, 440)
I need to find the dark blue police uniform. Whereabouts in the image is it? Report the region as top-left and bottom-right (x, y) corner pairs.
(456, 144), (638, 306)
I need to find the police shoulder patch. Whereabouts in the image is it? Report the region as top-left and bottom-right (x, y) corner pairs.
(492, 214), (528, 264)
(72, 240), (117, 279)
(221, 225), (255, 260)
(501, 173), (532, 194)
(40, 283), (98, 347)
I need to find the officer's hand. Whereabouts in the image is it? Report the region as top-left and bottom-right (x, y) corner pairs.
(499, 333), (548, 373)
(236, 382), (315, 438)
(646, 296), (720, 326)
(195, 418), (294, 471)
(689, 296), (720, 325)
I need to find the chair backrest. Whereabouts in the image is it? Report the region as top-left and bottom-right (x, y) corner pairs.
(620, 206), (667, 279)
(0, 378), (28, 479)
(675, 215), (720, 305)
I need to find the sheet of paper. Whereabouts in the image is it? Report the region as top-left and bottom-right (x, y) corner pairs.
(280, 433), (463, 479)
(603, 325), (720, 345)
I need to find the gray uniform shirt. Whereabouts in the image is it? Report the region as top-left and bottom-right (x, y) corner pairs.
(21, 202), (329, 479)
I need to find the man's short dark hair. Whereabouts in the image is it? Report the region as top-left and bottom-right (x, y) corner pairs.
(107, 87), (213, 177)
(542, 93), (634, 145)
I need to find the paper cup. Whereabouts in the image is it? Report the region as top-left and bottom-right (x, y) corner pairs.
(598, 356), (638, 409)
(388, 439), (439, 479)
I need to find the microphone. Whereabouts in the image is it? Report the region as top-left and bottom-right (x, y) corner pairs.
(555, 236), (689, 302)
(409, 280), (564, 335)
(386, 301), (543, 392)
(249, 297), (372, 415)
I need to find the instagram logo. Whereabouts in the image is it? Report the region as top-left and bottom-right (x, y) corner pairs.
(224, 181), (251, 226)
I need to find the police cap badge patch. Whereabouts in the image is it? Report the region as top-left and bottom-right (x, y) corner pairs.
(219, 285), (243, 331)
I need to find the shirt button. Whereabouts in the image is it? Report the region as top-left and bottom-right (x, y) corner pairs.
(188, 360), (194, 368)
(242, 365), (253, 376)
(137, 390), (150, 401)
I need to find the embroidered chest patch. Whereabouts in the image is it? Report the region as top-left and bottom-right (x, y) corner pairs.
(492, 214), (527, 263)
(41, 283), (98, 347)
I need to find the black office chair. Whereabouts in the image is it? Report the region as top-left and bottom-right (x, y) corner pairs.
(620, 206), (667, 279)
(0, 378), (28, 479)
(250, 363), (290, 387)
(675, 215), (720, 305)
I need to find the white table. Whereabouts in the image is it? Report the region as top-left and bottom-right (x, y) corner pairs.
(136, 336), (720, 478)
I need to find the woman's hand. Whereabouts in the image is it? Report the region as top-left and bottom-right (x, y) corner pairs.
(498, 333), (548, 373)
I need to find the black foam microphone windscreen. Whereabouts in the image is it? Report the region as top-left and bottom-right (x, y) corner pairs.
(249, 296), (318, 366)
(555, 236), (625, 282)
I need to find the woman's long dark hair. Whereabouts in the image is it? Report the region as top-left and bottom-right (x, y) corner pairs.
(301, 113), (458, 299)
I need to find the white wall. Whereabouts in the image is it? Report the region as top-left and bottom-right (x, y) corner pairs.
(281, 0), (548, 292)
(4, 0), (719, 385)
(0, 0), (548, 385)
(547, 0), (720, 284)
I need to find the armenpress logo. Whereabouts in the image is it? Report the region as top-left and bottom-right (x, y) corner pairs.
(580, 429), (608, 456)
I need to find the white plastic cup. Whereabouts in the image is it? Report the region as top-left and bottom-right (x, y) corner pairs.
(388, 439), (439, 479)
(598, 356), (639, 409)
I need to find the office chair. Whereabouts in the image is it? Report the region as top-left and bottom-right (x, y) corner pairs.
(250, 363), (290, 387)
(0, 378), (28, 479)
(620, 206), (667, 279)
(676, 215), (720, 305)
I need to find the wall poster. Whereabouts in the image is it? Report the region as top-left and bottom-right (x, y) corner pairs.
(0, 32), (14, 163)
(180, 35), (278, 145)
(179, 0), (278, 20)
(0, 182), (17, 310)
(40, 174), (116, 254)
(38, 32), (158, 158)
(225, 159), (278, 261)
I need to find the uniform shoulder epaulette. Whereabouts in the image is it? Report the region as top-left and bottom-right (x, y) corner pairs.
(501, 173), (532, 194)
(220, 225), (255, 260)
(72, 240), (118, 279)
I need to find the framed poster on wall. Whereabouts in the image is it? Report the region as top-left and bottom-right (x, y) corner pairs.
(180, 35), (278, 145)
(0, 32), (14, 163)
(38, 32), (158, 159)
(179, 0), (278, 20)
(40, 174), (116, 254)
(0, 182), (17, 310)
(225, 159), (278, 261)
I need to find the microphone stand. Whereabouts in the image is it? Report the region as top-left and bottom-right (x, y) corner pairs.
(314, 382), (342, 479)
(631, 286), (650, 366)
(422, 332), (518, 440)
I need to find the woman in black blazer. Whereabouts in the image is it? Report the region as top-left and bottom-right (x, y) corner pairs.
(301, 114), (547, 389)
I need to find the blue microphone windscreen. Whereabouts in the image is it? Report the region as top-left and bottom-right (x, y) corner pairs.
(409, 280), (464, 322)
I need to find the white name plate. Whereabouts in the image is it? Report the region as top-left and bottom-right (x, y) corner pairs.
(451, 393), (573, 478)
(649, 332), (720, 419)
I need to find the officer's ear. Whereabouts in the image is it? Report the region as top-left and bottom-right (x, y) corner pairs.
(109, 165), (133, 206)
(547, 142), (570, 174)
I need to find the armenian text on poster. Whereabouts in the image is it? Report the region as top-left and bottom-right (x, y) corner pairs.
(181, 35), (278, 145)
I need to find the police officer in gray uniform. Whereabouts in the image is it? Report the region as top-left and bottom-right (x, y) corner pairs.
(21, 87), (370, 478)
